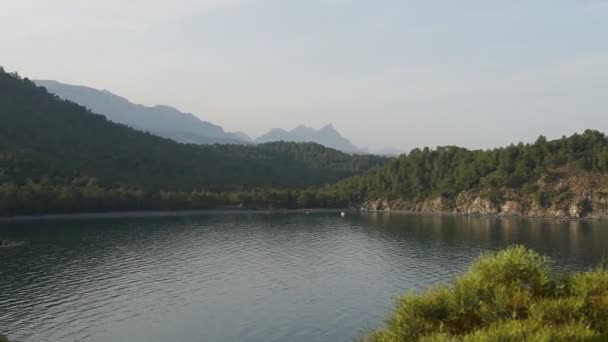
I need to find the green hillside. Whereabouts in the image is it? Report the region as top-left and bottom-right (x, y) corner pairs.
(0, 68), (386, 189)
(0, 68), (386, 215)
(328, 130), (608, 218)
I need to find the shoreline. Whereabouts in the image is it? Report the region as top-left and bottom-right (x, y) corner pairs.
(357, 209), (608, 221)
(3, 207), (607, 224)
(0, 208), (347, 223)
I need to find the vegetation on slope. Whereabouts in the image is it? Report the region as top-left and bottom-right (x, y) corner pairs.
(338, 129), (608, 200)
(365, 246), (608, 341)
(329, 130), (608, 217)
(0, 68), (385, 190)
(0, 68), (387, 215)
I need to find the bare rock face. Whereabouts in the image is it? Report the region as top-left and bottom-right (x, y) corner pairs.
(500, 201), (522, 216)
(553, 208), (569, 219)
(381, 200), (391, 211)
(418, 197), (445, 213)
(368, 200), (378, 211)
(526, 202), (547, 218)
(569, 204), (582, 219)
(360, 199), (396, 211)
(453, 193), (498, 215)
(471, 196), (499, 215)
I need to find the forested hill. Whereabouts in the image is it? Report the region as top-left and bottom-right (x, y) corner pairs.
(4, 66), (608, 219)
(331, 130), (608, 219)
(0, 69), (386, 195)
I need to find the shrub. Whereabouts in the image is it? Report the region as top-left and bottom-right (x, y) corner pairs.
(366, 287), (452, 341)
(529, 297), (583, 325)
(568, 267), (608, 332)
(460, 320), (601, 341)
(364, 246), (608, 341)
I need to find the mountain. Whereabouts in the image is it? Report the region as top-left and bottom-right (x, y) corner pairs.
(34, 80), (367, 152)
(257, 128), (293, 142)
(256, 124), (364, 153)
(372, 147), (406, 156)
(0, 69), (389, 215)
(233, 131), (253, 142)
(34, 80), (248, 145)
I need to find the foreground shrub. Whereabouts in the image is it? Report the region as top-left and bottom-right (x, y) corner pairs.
(364, 246), (608, 341)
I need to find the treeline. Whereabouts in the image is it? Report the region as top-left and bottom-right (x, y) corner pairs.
(0, 178), (350, 216)
(330, 129), (608, 204)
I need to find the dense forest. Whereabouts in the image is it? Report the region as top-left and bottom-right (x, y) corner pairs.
(0, 68), (385, 215)
(332, 130), (608, 201)
(327, 129), (608, 218)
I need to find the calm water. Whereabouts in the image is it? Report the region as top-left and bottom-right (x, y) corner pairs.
(1, 212), (608, 342)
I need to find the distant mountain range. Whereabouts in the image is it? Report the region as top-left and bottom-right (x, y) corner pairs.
(35, 80), (248, 145)
(36, 80), (369, 153)
(372, 147), (406, 156)
(256, 125), (365, 153)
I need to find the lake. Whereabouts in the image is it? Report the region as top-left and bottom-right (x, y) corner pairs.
(1, 212), (608, 342)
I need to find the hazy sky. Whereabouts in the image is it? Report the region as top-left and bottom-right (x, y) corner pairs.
(2, 0), (607, 151)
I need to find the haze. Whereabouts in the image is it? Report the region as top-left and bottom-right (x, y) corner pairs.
(2, 0), (607, 151)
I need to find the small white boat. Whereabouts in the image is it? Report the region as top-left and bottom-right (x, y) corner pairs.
(341, 212), (346, 217)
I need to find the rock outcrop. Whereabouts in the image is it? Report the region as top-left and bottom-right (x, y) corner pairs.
(357, 174), (608, 219)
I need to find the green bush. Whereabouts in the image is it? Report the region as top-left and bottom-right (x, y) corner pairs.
(364, 246), (608, 341)
(568, 267), (608, 332)
(0, 335), (10, 342)
(418, 321), (601, 341)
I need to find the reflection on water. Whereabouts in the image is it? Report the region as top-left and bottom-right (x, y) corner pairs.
(360, 213), (608, 270)
(1, 212), (607, 342)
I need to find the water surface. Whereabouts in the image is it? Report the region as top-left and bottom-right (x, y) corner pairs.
(1, 212), (607, 341)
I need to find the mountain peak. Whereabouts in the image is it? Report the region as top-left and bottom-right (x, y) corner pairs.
(291, 125), (316, 136)
(321, 123), (336, 131)
(233, 131), (253, 142)
(294, 124), (310, 130)
(256, 124), (364, 153)
(268, 128), (289, 134)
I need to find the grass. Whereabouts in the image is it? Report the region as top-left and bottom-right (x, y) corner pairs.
(364, 246), (608, 341)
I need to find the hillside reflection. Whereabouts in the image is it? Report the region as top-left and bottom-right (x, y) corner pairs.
(357, 213), (608, 270)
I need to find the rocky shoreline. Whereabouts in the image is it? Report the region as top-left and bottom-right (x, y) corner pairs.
(357, 174), (608, 219)
(357, 194), (608, 219)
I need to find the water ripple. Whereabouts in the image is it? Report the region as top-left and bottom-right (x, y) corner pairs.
(1, 213), (607, 342)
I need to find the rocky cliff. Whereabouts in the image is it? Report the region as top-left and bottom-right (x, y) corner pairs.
(357, 174), (608, 219)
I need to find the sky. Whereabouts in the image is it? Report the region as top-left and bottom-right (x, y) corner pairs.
(1, 0), (607, 152)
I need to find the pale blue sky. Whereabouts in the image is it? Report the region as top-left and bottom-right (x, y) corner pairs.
(1, 0), (607, 151)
